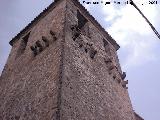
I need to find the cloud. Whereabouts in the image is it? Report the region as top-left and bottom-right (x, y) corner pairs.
(100, 0), (160, 69)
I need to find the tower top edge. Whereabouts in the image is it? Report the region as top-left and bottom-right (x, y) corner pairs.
(9, 0), (119, 50)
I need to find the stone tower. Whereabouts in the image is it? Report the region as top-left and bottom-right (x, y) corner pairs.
(0, 0), (143, 120)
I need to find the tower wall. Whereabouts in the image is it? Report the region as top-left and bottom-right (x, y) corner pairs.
(60, 0), (136, 120)
(0, 1), (66, 119)
(0, 0), (139, 120)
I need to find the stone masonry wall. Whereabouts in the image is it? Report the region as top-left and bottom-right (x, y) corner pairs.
(0, 0), (137, 119)
(0, 1), (66, 120)
(60, 0), (136, 120)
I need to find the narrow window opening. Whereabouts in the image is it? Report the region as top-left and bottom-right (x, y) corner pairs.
(77, 10), (88, 29)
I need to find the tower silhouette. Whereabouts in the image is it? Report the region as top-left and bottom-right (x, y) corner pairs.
(0, 0), (143, 119)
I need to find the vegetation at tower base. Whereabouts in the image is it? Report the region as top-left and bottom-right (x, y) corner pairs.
(0, 0), (143, 119)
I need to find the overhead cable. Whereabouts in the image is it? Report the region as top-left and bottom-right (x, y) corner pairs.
(130, 0), (160, 39)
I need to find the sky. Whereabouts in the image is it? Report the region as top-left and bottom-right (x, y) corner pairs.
(0, 0), (160, 119)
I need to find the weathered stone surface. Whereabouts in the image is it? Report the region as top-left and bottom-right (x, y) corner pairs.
(0, 0), (143, 120)
(0, 1), (66, 119)
(59, 1), (136, 120)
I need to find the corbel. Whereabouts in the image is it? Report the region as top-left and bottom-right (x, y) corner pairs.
(42, 36), (49, 47)
(122, 80), (128, 89)
(35, 40), (43, 52)
(30, 45), (38, 56)
(50, 30), (57, 41)
(121, 72), (126, 80)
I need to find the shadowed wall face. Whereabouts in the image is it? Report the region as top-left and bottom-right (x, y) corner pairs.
(0, 1), (66, 119)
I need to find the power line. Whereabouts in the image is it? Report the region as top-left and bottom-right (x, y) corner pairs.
(130, 0), (160, 39)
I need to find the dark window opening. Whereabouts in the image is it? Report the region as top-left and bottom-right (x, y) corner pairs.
(77, 10), (88, 29)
